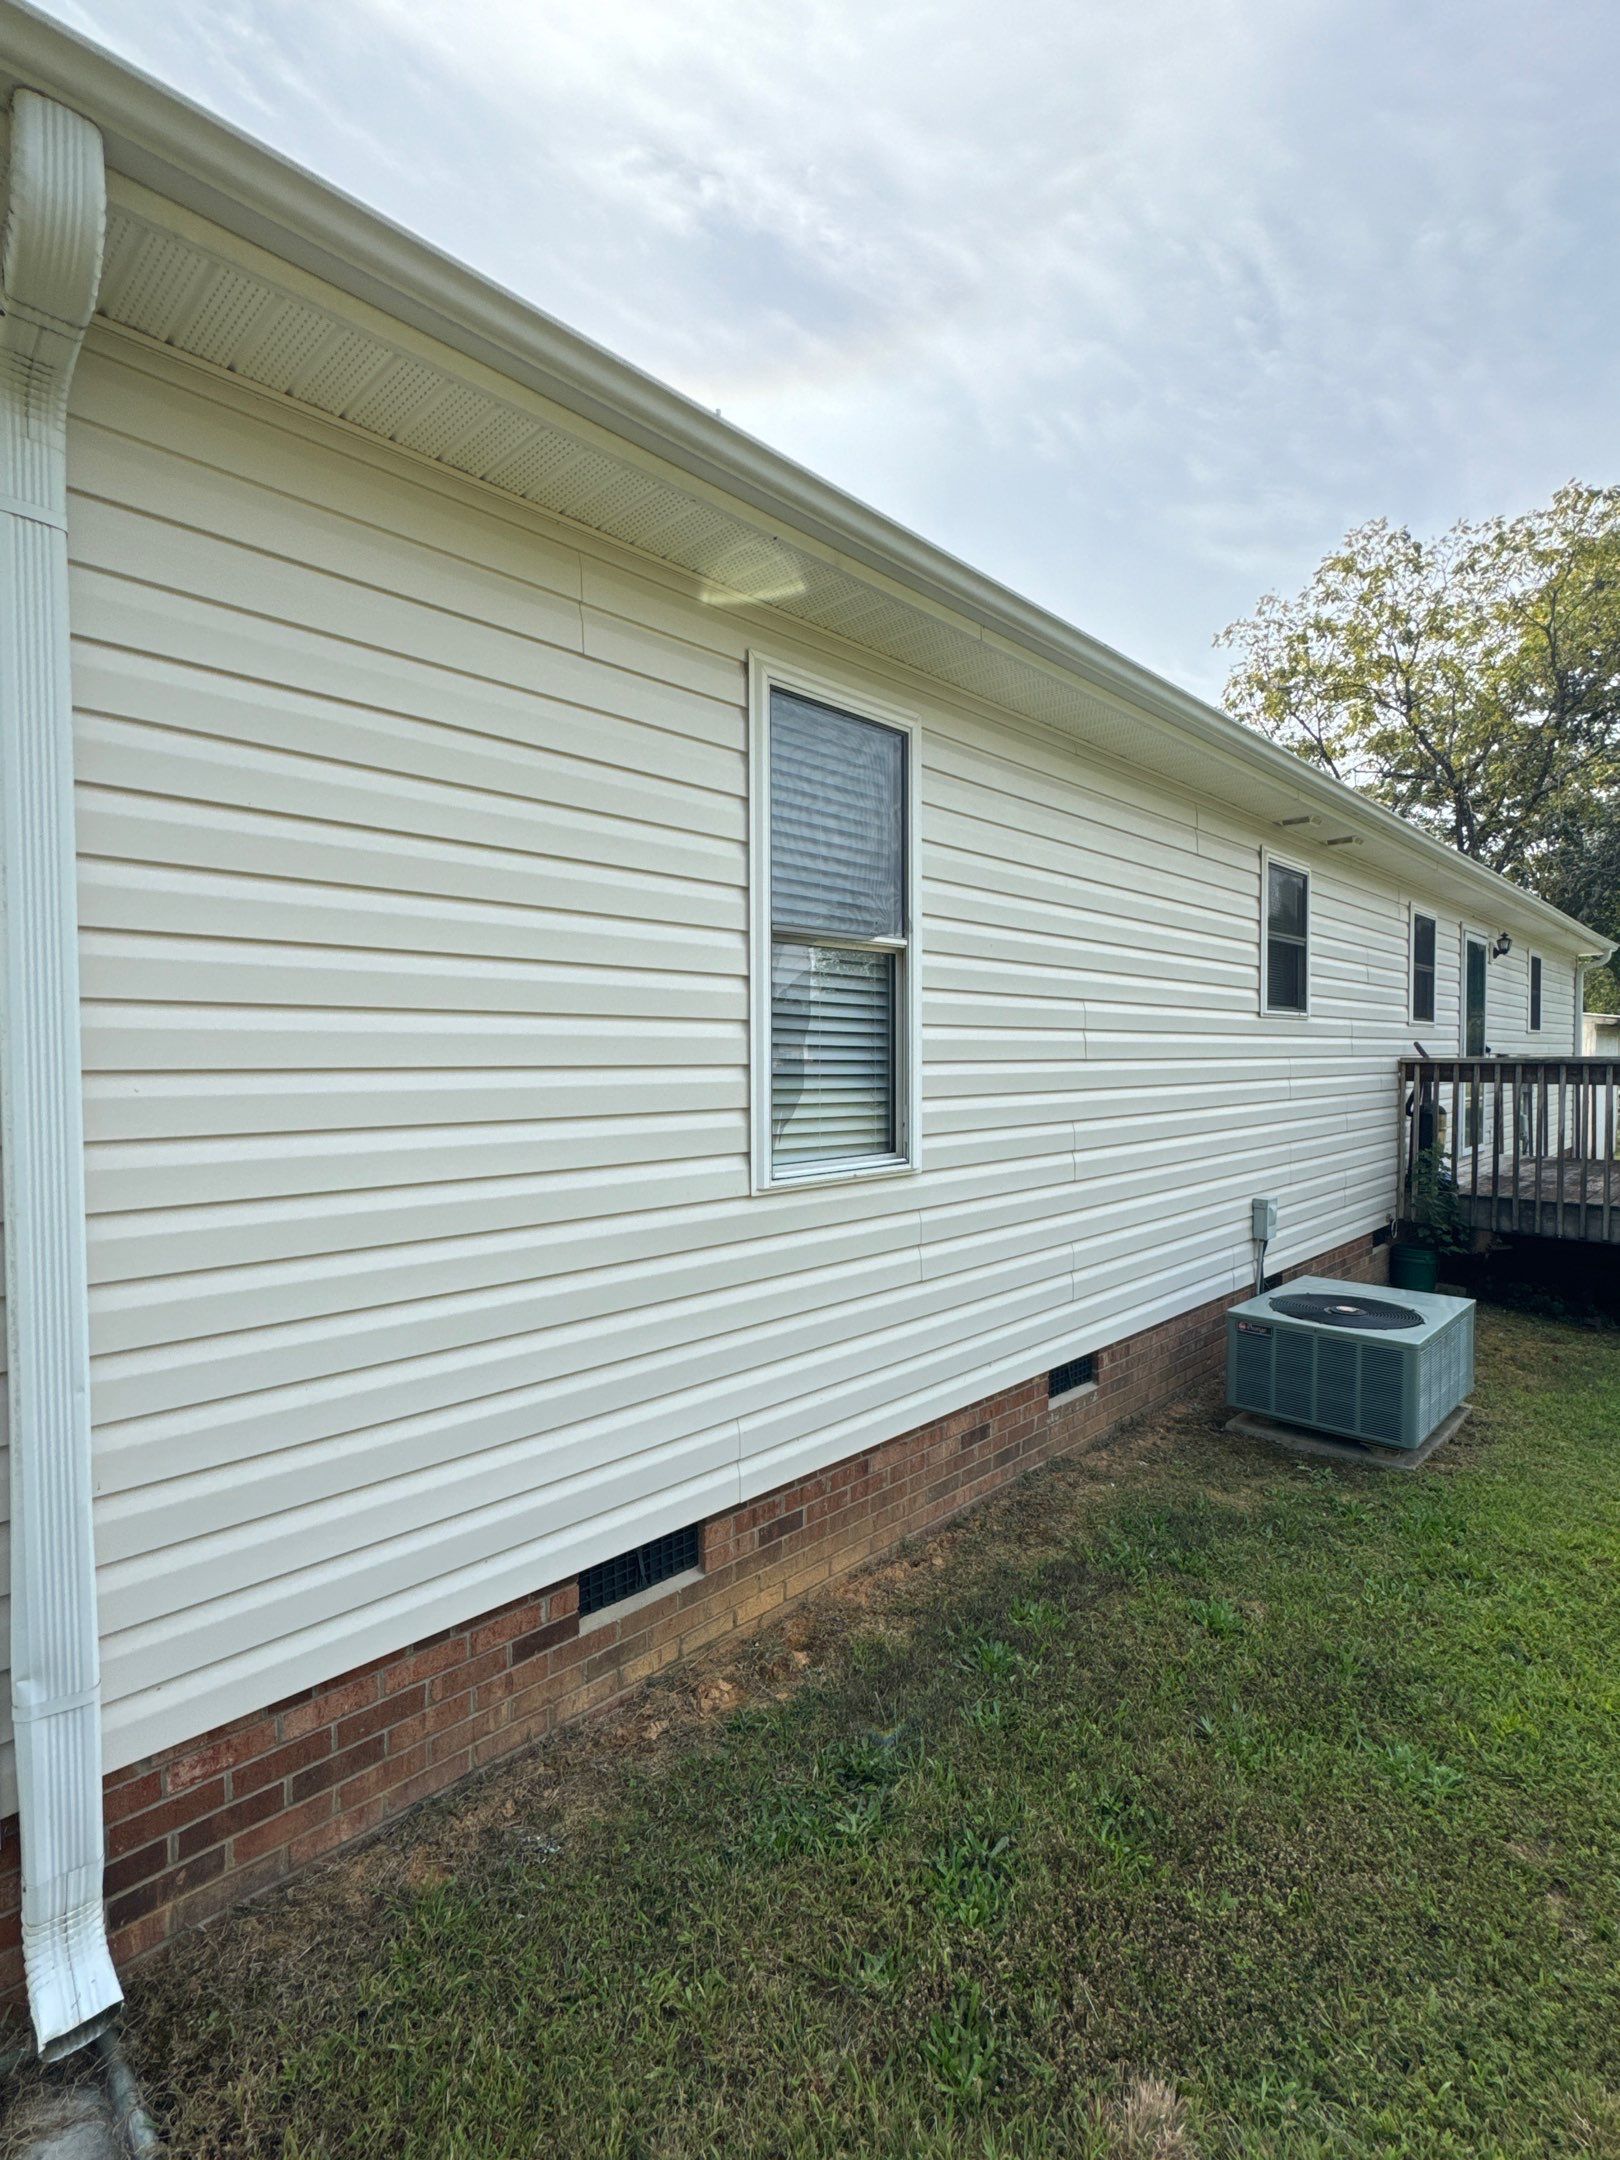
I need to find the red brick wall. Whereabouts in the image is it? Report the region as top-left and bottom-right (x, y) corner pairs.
(0, 1229), (1384, 2017)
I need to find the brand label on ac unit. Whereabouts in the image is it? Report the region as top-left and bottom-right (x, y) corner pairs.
(1236, 1320), (1272, 1336)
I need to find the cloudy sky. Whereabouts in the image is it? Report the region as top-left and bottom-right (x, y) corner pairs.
(38, 0), (1620, 700)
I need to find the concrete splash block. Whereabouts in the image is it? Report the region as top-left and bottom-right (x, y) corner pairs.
(1225, 1400), (1472, 1473)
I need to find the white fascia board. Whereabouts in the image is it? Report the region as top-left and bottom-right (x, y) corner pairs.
(0, 0), (1609, 959)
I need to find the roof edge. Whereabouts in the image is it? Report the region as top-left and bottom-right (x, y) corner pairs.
(0, 0), (1610, 956)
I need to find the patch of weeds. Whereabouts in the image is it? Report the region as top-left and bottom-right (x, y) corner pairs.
(1360, 1736), (1467, 1800)
(1192, 1704), (1268, 1772)
(825, 1732), (909, 1790)
(1186, 1595), (1244, 1639)
(957, 1634), (1025, 1682)
(640, 1965), (726, 2020)
(749, 1788), (829, 1858)
(930, 1827), (1016, 1930)
(1068, 1777), (1164, 1885)
(1007, 1596), (1067, 1641)
(920, 1981), (1000, 2105)
(848, 1946), (902, 1999)
(829, 1790), (886, 1844)
(964, 1696), (1009, 1734)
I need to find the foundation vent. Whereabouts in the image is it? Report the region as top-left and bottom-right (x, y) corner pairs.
(1048, 1353), (1097, 1399)
(579, 1522), (702, 1617)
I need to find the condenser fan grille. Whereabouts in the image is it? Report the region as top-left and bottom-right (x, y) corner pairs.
(1269, 1292), (1424, 1332)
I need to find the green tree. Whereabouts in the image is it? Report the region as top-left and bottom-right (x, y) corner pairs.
(1538, 801), (1620, 1009)
(1217, 486), (1620, 937)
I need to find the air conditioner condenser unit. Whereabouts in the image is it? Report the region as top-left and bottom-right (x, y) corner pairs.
(1226, 1276), (1474, 1450)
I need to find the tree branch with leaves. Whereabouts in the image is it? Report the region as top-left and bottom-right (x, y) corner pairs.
(1218, 481), (1620, 1002)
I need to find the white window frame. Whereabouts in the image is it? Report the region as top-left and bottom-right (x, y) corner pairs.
(1259, 848), (1311, 1017)
(748, 652), (923, 1194)
(1409, 905), (1439, 1027)
(1527, 951), (1544, 1033)
(1459, 925), (1489, 1054)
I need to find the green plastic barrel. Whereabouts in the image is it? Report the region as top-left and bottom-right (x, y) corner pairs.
(1390, 1243), (1439, 1294)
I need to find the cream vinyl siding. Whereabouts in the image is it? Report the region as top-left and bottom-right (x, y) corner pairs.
(0, 329), (1585, 1801)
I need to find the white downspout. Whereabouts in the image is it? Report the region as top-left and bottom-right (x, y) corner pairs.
(1574, 956), (1610, 1056)
(0, 87), (118, 2058)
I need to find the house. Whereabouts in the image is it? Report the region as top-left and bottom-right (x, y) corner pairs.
(1584, 1010), (1620, 1058)
(0, 2), (1609, 2058)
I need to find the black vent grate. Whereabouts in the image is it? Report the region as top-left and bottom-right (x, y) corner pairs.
(1048, 1352), (1096, 1398)
(579, 1522), (702, 1617)
(1270, 1293), (1423, 1332)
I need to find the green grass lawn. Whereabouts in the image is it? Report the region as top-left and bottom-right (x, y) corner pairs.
(123, 1308), (1620, 2158)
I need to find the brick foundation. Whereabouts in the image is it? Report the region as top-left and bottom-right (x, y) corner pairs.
(0, 1230), (1384, 2017)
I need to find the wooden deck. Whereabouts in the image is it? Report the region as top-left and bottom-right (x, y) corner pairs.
(1399, 1058), (1620, 1246)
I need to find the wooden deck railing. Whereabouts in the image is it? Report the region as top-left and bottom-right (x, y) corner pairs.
(1399, 1057), (1620, 1245)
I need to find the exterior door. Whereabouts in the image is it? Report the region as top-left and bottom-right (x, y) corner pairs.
(1462, 935), (1487, 1056)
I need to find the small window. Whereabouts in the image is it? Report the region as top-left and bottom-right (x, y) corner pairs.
(1411, 911), (1437, 1024)
(1263, 858), (1310, 1014)
(751, 661), (919, 1187)
(1529, 954), (1543, 1032)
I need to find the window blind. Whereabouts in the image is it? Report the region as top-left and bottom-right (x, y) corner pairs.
(770, 693), (903, 938)
(767, 687), (907, 1173)
(770, 944), (896, 1164)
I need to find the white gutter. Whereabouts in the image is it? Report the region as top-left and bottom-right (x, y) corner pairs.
(0, 85), (120, 2059)
(0, 0), (1607, 961)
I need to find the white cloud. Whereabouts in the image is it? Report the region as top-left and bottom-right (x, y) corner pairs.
(43, 0), (1620, 696)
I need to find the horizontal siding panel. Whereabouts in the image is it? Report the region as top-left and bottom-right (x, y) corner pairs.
(74, 570), (739, 757)
(91, 1245), (1065, 1505)
(91, 1148), (1067, 1345)
(74, 642), (745, 817)
(83, 1006), (743, 1073)
(83, 937), (744, 1021)
(77, 792), (742, 932)
(77, 711), (741, 887)
(579, 557), (748, 663)
(87, 1126), (745, 1234)
(93, 1213), (928, 1428)
(80, 862), (741, 976)
(85, 1068), (744, 1144)
(71, 490), (589, 674)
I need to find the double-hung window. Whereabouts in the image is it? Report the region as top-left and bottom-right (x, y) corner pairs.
(750, 660), (920, 1188)
(1411, 910), (1437, 1024)
(1528, 953), (1543, 1032)
(1262, 856), (1310, 1014)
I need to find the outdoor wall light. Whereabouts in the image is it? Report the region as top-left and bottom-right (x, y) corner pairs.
(1491, 932), (1513, 958)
